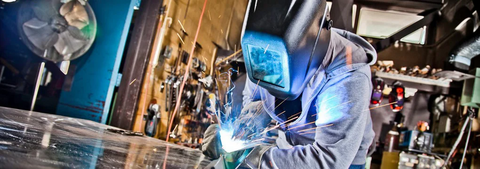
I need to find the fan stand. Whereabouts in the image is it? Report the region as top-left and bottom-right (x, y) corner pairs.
(30, 50), (47, 111)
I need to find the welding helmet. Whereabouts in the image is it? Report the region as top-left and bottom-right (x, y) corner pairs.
(241, 0), (331, 100)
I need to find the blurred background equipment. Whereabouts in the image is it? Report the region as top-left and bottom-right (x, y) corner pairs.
(371, 76), (385, 106)
(18, 0), (96, 62)
(389, 81), (405, 112)
(144, 102), (161, 137)
(17, 0), (97, 111)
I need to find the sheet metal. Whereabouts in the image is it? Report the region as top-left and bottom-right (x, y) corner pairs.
(0, 106), (210, 168)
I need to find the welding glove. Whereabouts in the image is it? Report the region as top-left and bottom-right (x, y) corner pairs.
(232, 101), (273, 141)
(201, 101), (273, 160)
(201, 124), (224, 159)
(201, 123), (255, 169)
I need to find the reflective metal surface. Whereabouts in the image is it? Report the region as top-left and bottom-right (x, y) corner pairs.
(0, 106), (210, 168)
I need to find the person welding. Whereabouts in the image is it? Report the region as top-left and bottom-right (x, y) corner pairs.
(201, 0), (377, 168)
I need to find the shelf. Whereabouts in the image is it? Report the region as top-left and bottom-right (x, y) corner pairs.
(375, 72), (460, 95)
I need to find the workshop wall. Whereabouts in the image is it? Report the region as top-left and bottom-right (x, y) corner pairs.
(132, 0), (247, 141)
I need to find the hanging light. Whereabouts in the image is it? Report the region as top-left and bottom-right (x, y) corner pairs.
(2, 0), (17, 3)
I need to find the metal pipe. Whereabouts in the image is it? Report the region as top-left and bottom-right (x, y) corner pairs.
(224, 0), (236, 50)
(210, 47), (218, 76)
(152, 0), (173, 67)
(215, 49), (242, 67)
(31, 62), (45, 111)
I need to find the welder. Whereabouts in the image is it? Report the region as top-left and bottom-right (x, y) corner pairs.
(201, 0), (377, 168)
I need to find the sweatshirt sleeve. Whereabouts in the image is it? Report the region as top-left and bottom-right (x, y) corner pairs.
(257, 70), (373, 169)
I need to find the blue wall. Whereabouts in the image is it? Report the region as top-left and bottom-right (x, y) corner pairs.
(57, 0), (136, 123)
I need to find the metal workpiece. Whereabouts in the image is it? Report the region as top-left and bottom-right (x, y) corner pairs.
(0, 107), (210, 168)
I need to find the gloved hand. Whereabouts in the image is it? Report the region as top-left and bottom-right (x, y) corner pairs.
(201, 124), (251, 169)
(232, 101), (273, 141)
(201, 101), (274, 161)
(201, 124), (224, 159)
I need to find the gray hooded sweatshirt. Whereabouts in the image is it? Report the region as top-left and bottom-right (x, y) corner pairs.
(241, 29), (377, 169)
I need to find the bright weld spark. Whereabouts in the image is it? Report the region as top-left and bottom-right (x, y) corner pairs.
(274, 97), (289, 110)
(129, 79), (136, 85)
(264, 44), (269, 54)
(312, 100), (352, 117)
(287, 121), (316, 130)
(261, 125), (280, 134)
(219, 129), (248, 152)
(299, 131), (317, 135)
(260, 116), (300, 136)
(176, 33), (185, 44)
(267, 116), (299, 131)
(276, 111), (286, 117)
(177, 20), (186, 32)
(297, 124), (333, 133)
(288, 112), (302, 119)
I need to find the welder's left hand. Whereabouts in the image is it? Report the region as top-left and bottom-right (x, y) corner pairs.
(201, 124), (224, 159)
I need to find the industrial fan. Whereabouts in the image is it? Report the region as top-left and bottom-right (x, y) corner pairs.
(16, 0), (96, 110)
(18, 0), (96, 62)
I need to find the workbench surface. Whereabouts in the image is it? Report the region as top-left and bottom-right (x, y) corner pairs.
(0, 106), (210, 168)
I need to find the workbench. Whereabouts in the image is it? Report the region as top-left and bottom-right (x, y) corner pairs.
(0, 106), (211, 168)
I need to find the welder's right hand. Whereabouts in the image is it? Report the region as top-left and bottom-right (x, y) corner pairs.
(200, 124), (224, 159)
(232, 101), (272, 141)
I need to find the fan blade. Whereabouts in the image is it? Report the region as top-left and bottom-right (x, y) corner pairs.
(23, 18), (59, 50)
(32, 0), (59, 22)
(59, 0), (75, 15)
(60, 0), (89, 29)
(67, 26), (86, 41)
(54, 30), (87, 56)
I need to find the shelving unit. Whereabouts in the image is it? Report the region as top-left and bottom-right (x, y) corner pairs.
(375, 72), (461, 95)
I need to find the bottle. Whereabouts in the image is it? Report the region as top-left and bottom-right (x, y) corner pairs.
(385, 122), (400, 152)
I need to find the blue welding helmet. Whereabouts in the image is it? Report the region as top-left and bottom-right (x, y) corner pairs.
(241, 0), (331, 100)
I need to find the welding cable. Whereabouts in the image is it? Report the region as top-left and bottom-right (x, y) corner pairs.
(163, 0), (208, 168)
